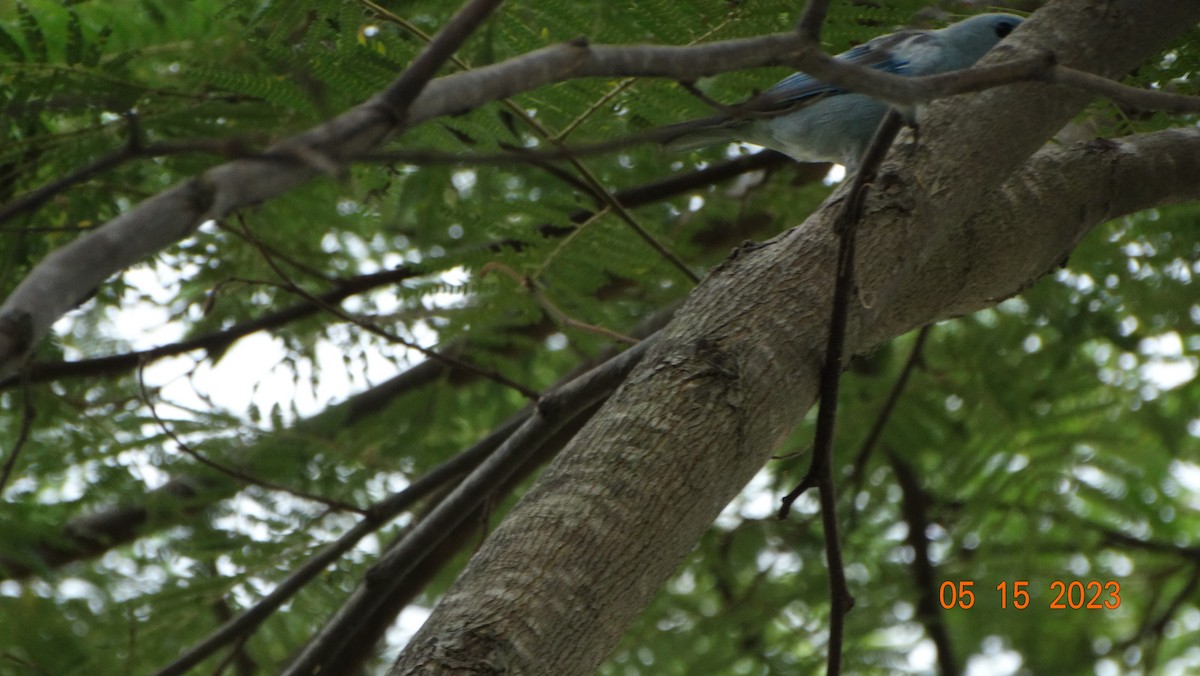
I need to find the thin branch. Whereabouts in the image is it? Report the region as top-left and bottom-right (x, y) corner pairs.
(779, 110), (903, 517)
(676, 80), (740, 115)
(377, 0), (505, 117)
(1052, 65), (1200, 115)
(220, 218), (336, 284)
(777, 110), (904, 676)
(136, 361), (369, 515)
(1, 151), (786, 390)
(1092, 521), (1200, 561)
(281, 336), (655, 676)
(485, 91), (703, 284)
(152, 412), (524, 676)
(465, 67), (698, 284)
(0, 268), (415, 389)
(0, 374), (35, 494)
(0, 125), (258, 227)
(848, 324), (931, 493)
(1122, 563), (1200, 650)
(952, 498), (1200, 563)
(207, 575), (259, 676)
(797, 0), (831, 43)
(889, 448), (959, 676)
(555, 9), (742, 143)
(482, 262), (639, 345)
(0, 345), (480, 581)
(570, 159), (701, 284)
(528, 285), (638, 345)
(234, 222), (541, 400)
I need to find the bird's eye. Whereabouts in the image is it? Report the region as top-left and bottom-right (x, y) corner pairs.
(995, 21), (1017, 38)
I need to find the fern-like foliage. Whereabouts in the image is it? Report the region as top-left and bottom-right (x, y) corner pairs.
(1, 1), (1198, 674)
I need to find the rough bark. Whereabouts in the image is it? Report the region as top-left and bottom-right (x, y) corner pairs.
(388, 2), (1200, 674)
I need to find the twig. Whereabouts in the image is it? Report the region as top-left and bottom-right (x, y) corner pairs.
(1122, 563), (1200, 650)
(486, 112), (702, 285)
(677, 80), (740, 115)
(0, 122), (258, 227)
(0, 373), (35, 494)
(778, 110), (903, 517)
(233, 222), (541, 400)
(575, 164), (701, 284)
(221, 217), (336, 284)
(152, 412), (524, 676)
(481, 262), (639, 345)
(377, 0), (505, 119)
(889, 449), (960, 676)
(553, 9), (741, 143)
(1052, 65), (1200, 115)
(847, 324), (931, 493)
(0, 151), (787, 390)
(135, 361), (368, 515)
(556, 76), (638, 141)
(777, 110), (904, 676)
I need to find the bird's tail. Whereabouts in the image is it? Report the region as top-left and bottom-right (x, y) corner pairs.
(657, 116), (742, 153)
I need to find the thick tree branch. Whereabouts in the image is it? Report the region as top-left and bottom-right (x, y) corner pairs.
(796, 0), (830, 43)
(3, 3), (1196, 375)
(0, 151), (790, 390)
(386, 2), (1200, 671)
(0, 151), (797, 579)
(386, 123), (1200, 671)
(308, 397), (610, 675)
(153, 411), (526, 676)
(284, 337), (655, 676)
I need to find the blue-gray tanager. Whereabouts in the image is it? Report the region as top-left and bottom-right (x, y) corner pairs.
(665, 13), (1024, 169)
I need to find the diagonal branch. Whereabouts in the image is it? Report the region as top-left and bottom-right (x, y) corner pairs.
(0, 374), (34, 494)
(386, 2), (1200, 656)
(776, 110), (904, 676)
(0, 133), (257, 227)
(5, 4), (1196, 376)
(136, 361), (369, 515)
(153, 411), (525, 676)
(282, 336), (655, 676)
(377, 0), (505, 118)
(0, 151), (789, 390)
(796, 0), (831, 43)
(889, 449), (959, 676)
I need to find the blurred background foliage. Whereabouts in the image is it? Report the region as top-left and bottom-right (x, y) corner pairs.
(0, 0), (1197, 674)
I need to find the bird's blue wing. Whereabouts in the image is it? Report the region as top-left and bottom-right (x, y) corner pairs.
(763, 30), (935, 107)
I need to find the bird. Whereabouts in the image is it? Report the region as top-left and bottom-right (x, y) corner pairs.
(663, 13), (1024, 170)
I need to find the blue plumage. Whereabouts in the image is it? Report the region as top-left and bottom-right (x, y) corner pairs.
(665, 13), (1024, 169)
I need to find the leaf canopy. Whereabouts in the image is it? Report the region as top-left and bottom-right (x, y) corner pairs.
(0, 0), (1198, 674)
